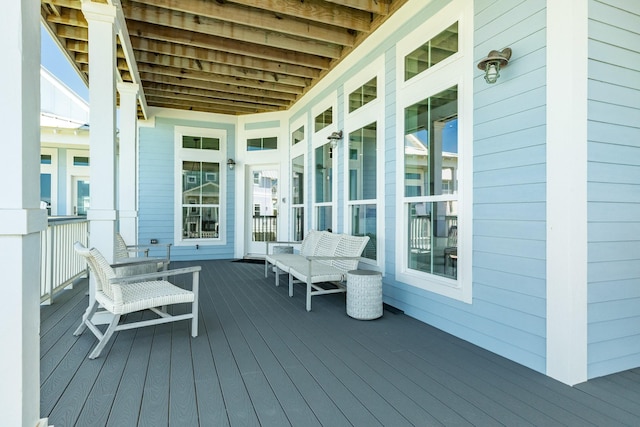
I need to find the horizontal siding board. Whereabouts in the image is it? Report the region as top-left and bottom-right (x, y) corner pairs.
(589, 297), (640, 323)
(474, 235), (545, 259)
(588, 182), (640, 203)
(589, 80), (640, 109)
(474, 202), (545, 221)
(589, 259), (640, 283)
(589, 59), (640, 91)
(588, 221), (640, 242)
(589, 99), (640, 128)
(473, 267), (546, 298)
(589, 139), (640, 163)
(473, 251), (546, 279)
(474, 183), (546, 203)
(589, 317), (640, 343)
(473, 284), (546, 326)
(589, 279), (640, 302)
(474, 144), (546, 171)
(474, 218), (545, 240)
(589, 39), (640, 70)
(589, 203), (640, 222)
(474, 85), (545, 124)
(588, 334), (640, 364)
(589, 20), (640, 58)
(589, 241), (640, 262)
(474, 106), (546, 141)
(590, 1), (640, 41)
(589, 161), (640, 184)
(474, 125), (545, 156)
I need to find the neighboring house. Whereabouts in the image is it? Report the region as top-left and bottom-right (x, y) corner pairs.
(40, 67), (90, 216)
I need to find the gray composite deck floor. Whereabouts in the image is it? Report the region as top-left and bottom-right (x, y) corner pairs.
(41, 259), (640, 426)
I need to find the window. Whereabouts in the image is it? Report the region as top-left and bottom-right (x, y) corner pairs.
(247, 137), (277, 151)
(405, 22), (458, 81)
(348, 77), (377, 113)
(348, 123), (378, 260)
(175, 127), (226, 244)
(41, 154), (52, 165)
(292, 126), (304, 146)
(404, 86), (458, 279)
(73, 156), (90, 166)
(314, 144), (333, 231)
(291, 154), (305, 241)
(314, 107), (333, 132)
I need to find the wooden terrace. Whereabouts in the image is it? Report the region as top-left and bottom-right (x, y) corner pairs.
(41, 259), (640, 426)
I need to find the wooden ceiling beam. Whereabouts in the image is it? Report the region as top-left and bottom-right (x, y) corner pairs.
(127, 21), (332, 69)
(45, 6), (87, 27)
(221, 0), (375, 31)
(148, 99), (262, 115)
(131, 36), (319, 79)
(322, 0), (390, 15)
(131, 0), (363, 43)
(136, 64), (302, 95)
(144, 83), (291, 108)
(123, 2), (346, 57)
(134, 51), (309, 88)
(139, 73), (297, 101)
(146, 92), (280, 113)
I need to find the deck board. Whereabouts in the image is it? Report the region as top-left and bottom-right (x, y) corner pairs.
(40, 259), (640, 426)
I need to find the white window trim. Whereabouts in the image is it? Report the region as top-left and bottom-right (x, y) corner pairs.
(41, 147), (58, 215)
(174, 126), (227, 246)
(66, 148), (90, 216)
(394, 0), (473, 303)
(311, 94), (338, 230)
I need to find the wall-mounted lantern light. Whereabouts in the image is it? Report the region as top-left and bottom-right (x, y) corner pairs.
(227, 158), (236, 170)
(327, 130), (343, 148)
(477, 47), (512, 84)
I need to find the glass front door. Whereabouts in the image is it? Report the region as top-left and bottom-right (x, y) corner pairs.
(246, 166), (279, 256)
(72, 176), (90, 216)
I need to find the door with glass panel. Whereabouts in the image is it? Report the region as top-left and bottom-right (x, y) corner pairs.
(246, 166), (279, 256)
(72, 176), (90, 216)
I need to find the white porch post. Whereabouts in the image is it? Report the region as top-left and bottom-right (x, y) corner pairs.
(546, 0), (589, 385)
(82, 0), (118, 266)
(117, 82), (139, 245)
(0, 2), (48, 426)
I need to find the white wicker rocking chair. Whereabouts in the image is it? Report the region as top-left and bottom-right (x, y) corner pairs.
(73, 242), (200, 359)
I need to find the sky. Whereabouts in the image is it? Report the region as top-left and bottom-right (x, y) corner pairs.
(41, 24), (89, 102)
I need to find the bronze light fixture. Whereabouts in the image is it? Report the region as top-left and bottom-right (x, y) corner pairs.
(477, 47), (512, 84)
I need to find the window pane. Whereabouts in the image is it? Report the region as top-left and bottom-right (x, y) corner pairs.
(314, 107), (333, 132)
(349, 77), (377, 113)
(348, 122), (377, 201)
(40, 174), (51, 205)
(202, 137), (220, 150)
(41, 154), (52, 165)
(292, 126), (304, 145)
(404, 86), (458, 197)
(183, 161), (201, 204)
(292, 154), (304, 204)
(408, 202), (457, 279)
(73, 156), (89, 166)
(182, 136), (200, 149)
(201, 163), (220, 204)
(263, 137), (278, 150)
(315, 144), (332, 203)
(247, 138), (262, 151)
(316, 206), (332, 231)
(351, 204), (377, 260)
(292, 207), (304, 241)
(201, 207), (219, 238)
(405, 22), (458, 81)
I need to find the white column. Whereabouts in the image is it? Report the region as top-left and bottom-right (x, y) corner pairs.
(546, 0), (588, 385)
(117, 82), (139, 245)
(82, 0), (118, 264)
(0, 2), (48, 426)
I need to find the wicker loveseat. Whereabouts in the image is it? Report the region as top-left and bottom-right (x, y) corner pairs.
(265, 230), (369, 311)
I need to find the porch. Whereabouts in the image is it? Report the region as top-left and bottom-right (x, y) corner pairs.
(41, 259), (640, 426)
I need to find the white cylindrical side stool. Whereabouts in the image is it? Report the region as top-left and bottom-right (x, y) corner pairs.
(272, 245), (293, 272)
(347, 270), (383, 320)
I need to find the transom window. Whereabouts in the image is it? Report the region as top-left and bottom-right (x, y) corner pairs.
(292, 126), (304, 146)
(247, 137), (277, 151)
(314, 107), (333, 132)
(348, 77), (377, 113)
(182, 135), (220, 150)
(405, 22), (458, 81)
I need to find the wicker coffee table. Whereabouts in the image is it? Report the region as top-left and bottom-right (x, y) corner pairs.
(346, 270), (383, 320)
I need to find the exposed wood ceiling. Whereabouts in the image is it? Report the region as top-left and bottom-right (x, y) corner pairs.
(41, 0), (408, 117)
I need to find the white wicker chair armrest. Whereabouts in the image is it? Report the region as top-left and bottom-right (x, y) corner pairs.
(109, 265), (201, 284)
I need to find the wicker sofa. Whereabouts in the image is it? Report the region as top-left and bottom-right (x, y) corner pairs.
(265, 230), (370, 311)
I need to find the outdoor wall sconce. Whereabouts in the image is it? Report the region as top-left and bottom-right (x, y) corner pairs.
(227, 158), (236, 170)
(327, 130), (343, 148)
(477, 47), (512, 84)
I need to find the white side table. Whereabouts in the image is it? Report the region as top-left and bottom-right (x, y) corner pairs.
(347, 270), (383, 320)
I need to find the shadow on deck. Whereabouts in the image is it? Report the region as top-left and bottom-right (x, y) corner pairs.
(41, 259), (640, 426)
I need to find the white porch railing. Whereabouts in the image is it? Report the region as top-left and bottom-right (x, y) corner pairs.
(40, 217), (89, 305)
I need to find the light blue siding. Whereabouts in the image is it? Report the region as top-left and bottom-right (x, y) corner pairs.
(138, 117), (236, 261)
(587, 0), (640, 378)
(244, 120), (280, 131)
